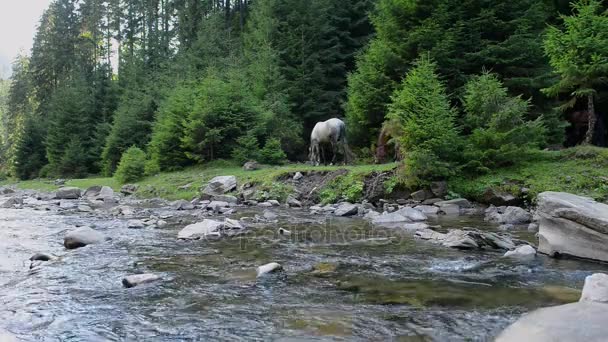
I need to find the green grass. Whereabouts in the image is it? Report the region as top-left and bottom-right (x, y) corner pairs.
(2, 160), (398, 201)
(451, 146), (608, 202)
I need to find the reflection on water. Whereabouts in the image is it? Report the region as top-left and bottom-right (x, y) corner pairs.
(1, 204), (607, 341)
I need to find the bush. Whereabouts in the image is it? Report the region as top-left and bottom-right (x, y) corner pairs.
(259, 138), (287, 165)
(114, 146), (147, 184)
(232, 132), (261, 164)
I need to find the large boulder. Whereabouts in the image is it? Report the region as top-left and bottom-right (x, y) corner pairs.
(202, 176), (237, 197)
(55, 187), (81, 199)
(496, 272), (608, 342)
(537, 192), (608, 262)
(334, 203), (359, 217)
(395, 207), (427, 221)
(177, 219), (224, 239)
(64, 227), (106, 249)
(0, 196), (23, 209)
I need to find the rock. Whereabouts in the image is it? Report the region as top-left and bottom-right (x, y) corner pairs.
(177, 219), (224, 239)
(496, 302), (608, 342)
(121, 184), (138, 195)
(157, 220), (168, 228)
(442, 230), (479, 249)
(268, 200), (280, 207)
(128, 220), (145, 229)
(528, 223), (539, 232)
(482, 188), (520, 206)
(98, 186), (114, 199)
(435, 198), (471, 208)
(172, 200), (195, 210)
(202, 175), (237, 196)
(278, 228), (291, 236)
(403, 222), (430, 230)
(77, 205), (93, 213)
(0, 187), (15, 195)
(55, 187), (81, 200)
(30, 253), (54, 262)
(0, 196), (23, 208)
(499, 206), (532, 224)
(580, 273), (608, 304)
(504, 245), (536, 259)
(439, 204), (460, 215)
(54, 179), (66, 186)
(256, 262), (283, 277)
(422, 198), (442, 205)
(416, 228), (517, 251)
(430, 181), (448, 197)
(372, 212), (411, 225)
(537, 192), (608, 262)
(415, 205), (440, 215)
(257, 202), (273, 208)
(263, 210), (278, 221)
(224, 218), (244, 229)
(364, 210), (381, 219)
(334, 203), (359, 217)
(394, 207), (427, 221)
(243, 161), (259, 171)
(83, 186), (102, 197)
(207, 201), (230, 212)
(499, 224), (515, 230)
(411, 189), (430, 202)
(59, 201), (78, 210)
(293, 172), (304, 181)
(287, 196), (302, 208)
(122, 273), (161, 288)
(64, 227), (106, 249)
(213, 195), (238, 204)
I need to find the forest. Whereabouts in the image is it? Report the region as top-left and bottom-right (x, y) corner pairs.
(0, 0), (607, 186)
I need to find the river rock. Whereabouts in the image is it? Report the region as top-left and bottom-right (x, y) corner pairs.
(121, 184), (138, 195)
(439, 204), (460, 215)
(415, 205), (440, 215)
(504, 245), (536, 259)
(395, 207), (427, 221)
(207, 201), (231, 212)
(55, 187), (81, 199)
(64, 227), (106, 249)
(482, 188), (520, 206)
(263, 210), (278, 221)
(224, 218), (244, 229)
(268, 200), (280, 206)
(258, 201), (273, 207)
(243, 161), (259, 171)
(256, 262), (283, 277)
(202, 176), (237, 196)
(178, 219), (224, 239)
(78, 205), (93, 213)
(499, 206), (532, 224)
(364, 210), (380, 219)
(122, 273), (161, 288)
(334, 203), (358, 217)
(580, 273), (608, 304)
(83, 186), (102, 197)
(30, 253), (54, 262)
(98, 186), (114, 199)
(172, 199), (195, 210)
(411, 189), (431, 201)
(372, 212), (412, 225)
(287, 196), (302, 208)
(128, 220), (145, 229)
(157, 220), (168, 228)
(435, 198), (471, 208)
(416, 228), (516, 250)
(0, 196), (23, 209)
(213, 195), (238, 204)
(537, 192), (608, 262)
(442, 230), (479, 249)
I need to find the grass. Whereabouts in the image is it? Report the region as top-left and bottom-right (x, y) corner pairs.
(450, 146), (608, 202)
(2, 160), (398, 201)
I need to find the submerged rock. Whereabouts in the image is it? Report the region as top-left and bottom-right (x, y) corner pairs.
(257, 262), (283, 277)
(55, 187), (81, 200)
(178, 219), (224, 240)
(263, 210), (278, 221)
(29, 253), (54, 262)
(504, 245), (536, 260)
(372, 212), (411, 225)
(127, 220), (145, 229)
(64, 227), (106, 249)
(485, 206), (531, 224)
(333, 203), (358, 217)
(537, 192), (608, 262)
(122, 273), (161, 288)
(202, 175), (237, 196)
(416, 228), (518, 251)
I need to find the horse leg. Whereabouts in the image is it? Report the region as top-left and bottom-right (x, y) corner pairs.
(330, 140), (338, 165)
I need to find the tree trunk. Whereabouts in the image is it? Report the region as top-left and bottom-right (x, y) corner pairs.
(585, 94), (597, 145)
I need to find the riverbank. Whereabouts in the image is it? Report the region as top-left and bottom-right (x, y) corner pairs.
(3, 146), (608, 205)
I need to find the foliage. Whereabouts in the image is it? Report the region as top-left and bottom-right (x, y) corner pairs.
(387, 56), (460, 186)
(232, 132), (261, 165)
(319, 172), (365, 204)
(114, 146), (147, 184)
(462, 72), (547, 172)
(259, 138), (287, 165)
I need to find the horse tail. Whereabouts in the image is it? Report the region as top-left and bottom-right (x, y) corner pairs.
(338, 120), (355, 163)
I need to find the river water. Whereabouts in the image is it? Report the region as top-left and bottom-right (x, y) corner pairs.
(1, 195), (607, 341)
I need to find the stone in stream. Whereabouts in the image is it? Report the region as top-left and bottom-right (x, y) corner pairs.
(372, 212), (412, 225)
(0, 196), (23, 209)
(30, 253), (54, 262)
(64, 227), (106, 249)
(83, 185), (102, 197)
(415, 228), (517, 250)
(0, 187), (15, 195)
(171, 199), (195, 210)
(177, 219), (224, 240)
(287, 196), (302, 208)
(364, 210), (380, 220)
(536, 192), (608, 262)
(394, 207), (427, 221)
(202, 176), (237, 197)
(98, 186), (114, 200)
(496, 272), (608, 342)
(122, 273), (161, 288)
(55, 187), (81, 200)
(263, 210), (278, 221)
(268, 200), (280, 207)
(278, 228), (291, 236)
(435, 198), (471, 208)
(77, 205), (93, 213)
(439, 204), (460, 216)
(157, 220), (168, 228)
(213, 195), (238, 204)
(333, 203), (359, 217)
(415, 205), (440, 215)
(504, 245), (536, 260)
(256, 262), (283, 277)
(257, 202), (273, 208)
(128, 220), (145, 229)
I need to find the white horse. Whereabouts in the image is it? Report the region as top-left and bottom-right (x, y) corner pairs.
(309, 118), (353, 165)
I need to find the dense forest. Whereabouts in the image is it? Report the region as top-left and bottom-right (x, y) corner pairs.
(0, 0), (606, 186)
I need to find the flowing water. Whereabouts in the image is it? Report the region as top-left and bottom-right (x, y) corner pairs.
(1, 195), (607, 341)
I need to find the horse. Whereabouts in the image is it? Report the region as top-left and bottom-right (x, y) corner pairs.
(309, 118), (353, 166)
(374, 120), (402, 164)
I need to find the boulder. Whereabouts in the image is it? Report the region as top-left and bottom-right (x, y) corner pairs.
(537, 192), (608, 262)
(224, 218), (244, 229)
(202, 176), (237, 196)
(121, 184), (138, 195)
(207, 201), (231, 211)
(172, 200), (195, 210)
(157, 220), (168, 228)
(364, 210), (381, 219)
(243, 161), (259, 171)
(394, 207), (427, 221)
(504, 245), (536, 259)
(55, 187), (81, 200)
(430, 181), (448, 198)
(334, 203), (359, 217)
(497, 272), (608, 342)
(257, 202), (273, 208)
(499, 206), (532, 224)
(439, 204), (460, 216)
(268, 200), (280, 207)
(442, 230), (479, 249)
(416, 228), (517, 251)
(128, 220), (145, 229)
(83, 186), (102, 197)
(78, 205), (93, 213)
(64, 227), (106, 249)
(435, 198), (471, 208)
(213, 195), (238, 204)
(122, 273), (161, 288)
(372, 212), (411, 225)
(256, 262), (283, 277)
(30, 253), (54, 262)
(411, 189), (431, 202)
(98, 186), (114, 199)
(178, 219), (224, 239)
(287, 196), (302, 208)
(293, 172), (304, 181)
(0, 187), (15, 195)
(0, 196), (23, 209)
(415, 205), (440, 215)
(482, 188), (520, 206)
(263, 210), (278, 221)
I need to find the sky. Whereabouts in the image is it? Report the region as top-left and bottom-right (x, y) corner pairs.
(0, 0), (53, 78)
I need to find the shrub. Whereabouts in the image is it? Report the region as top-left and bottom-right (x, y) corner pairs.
(114, 146), (147, 184)
(259, 138), (287, 165)
(232, 132), (261, 164)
